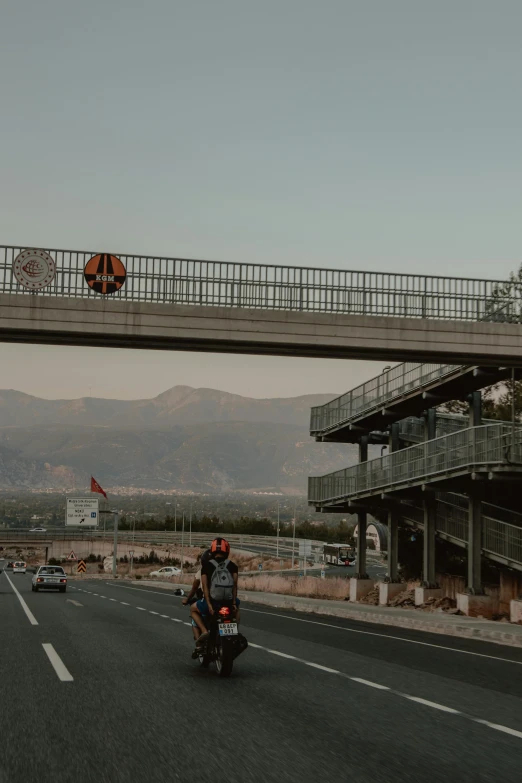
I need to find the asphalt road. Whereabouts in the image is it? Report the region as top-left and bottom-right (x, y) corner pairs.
(2, 571), (522, 783)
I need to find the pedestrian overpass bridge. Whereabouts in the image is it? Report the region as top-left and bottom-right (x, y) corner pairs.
(1, 244), (522, 365)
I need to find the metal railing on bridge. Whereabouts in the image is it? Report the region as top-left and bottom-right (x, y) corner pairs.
(309, 424), (522, 504)
(400, 493), (522, 570)
(397, 413), (499, 442)
(2, 245), (519, 321)
(310, 362), (461, 434)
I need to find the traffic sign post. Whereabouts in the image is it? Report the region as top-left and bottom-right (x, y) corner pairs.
(129, 549), (134, 576)
(66, 498), (99, 527)
(77, 560), (86, 574)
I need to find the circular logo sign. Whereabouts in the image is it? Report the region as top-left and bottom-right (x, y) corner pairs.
(84, 254), (126, 295)
(13, 249), (56, 290)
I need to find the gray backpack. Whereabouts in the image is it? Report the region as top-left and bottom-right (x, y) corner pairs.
(209, 559), (234, 601)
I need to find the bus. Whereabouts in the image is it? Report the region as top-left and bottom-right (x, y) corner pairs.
(323, 544), (356, 566)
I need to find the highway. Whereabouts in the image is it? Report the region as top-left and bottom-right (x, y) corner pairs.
(2, 572), (522, 783)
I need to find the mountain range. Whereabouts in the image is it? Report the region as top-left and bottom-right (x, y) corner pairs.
(0, 386), (358, 492)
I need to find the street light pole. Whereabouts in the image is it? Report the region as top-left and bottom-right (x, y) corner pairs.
(189, 501), (192, 546)
(292, 500), (297, 569)
(174, 503), (177, 534)
(180, 512), (185, 577)
(111, 511), (119, 577)
(276, 502), (280, 559)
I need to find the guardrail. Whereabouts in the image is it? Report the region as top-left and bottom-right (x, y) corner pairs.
(0, 530), (326, 557)
(2, 245), (519, 321)
(309, 424), (522, 503)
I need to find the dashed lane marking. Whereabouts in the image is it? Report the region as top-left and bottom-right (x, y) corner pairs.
(250, 641), (522, 743)
(241, 607), (522, 666)
(42, 643), (73, 682)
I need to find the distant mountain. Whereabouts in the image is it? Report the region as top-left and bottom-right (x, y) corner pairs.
(0, 386), (357, 492)
(0, 386), (337, 429)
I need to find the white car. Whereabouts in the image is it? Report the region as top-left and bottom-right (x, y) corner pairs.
(32, 565), (67, 592)
(30, 527), (47, 532)
(12, 561), (27, 574)
(149, 566), (182, 578)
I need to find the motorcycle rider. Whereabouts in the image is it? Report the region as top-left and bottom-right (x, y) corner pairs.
(190, 537), (240, 650)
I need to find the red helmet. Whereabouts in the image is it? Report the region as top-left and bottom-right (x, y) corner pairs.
(210, 537), (230, 557)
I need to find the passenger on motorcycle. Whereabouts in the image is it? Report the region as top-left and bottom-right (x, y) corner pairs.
(190, 537), (240, 650)
(182, 548), (211, 642)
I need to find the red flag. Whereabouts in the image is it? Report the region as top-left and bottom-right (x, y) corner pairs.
(91, 476), (107, 499)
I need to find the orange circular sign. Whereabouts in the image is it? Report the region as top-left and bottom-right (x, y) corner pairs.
(84, 254), (126, 294)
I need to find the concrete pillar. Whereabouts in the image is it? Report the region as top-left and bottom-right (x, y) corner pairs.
(467, 495), (484, 594)
(379, 582), (404, 605)
(422, 497), (437, 588)
(387, 510), (399, 582)
(468, 391), (482, 428)
(510, 599), (522, 624)
(349, 577), (374, 602)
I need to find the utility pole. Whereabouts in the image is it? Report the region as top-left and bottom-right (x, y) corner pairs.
(189, 501), (192, 546)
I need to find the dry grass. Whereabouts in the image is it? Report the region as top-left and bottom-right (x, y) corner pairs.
(239, 574), (350, 601)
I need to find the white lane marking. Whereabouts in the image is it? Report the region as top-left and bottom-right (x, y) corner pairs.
(241, 607), (522, 666)
(267, 649), (296, 660)
(149, 611), (159, 615)
(183, 622), (191, 627)
(250, 642), (522, 742)
(4, 572), (38, 626)
(99, 595), (107, 599)
(474, 720), (522, 740)
(404, 696), (459, 714)
(136, 607), (146, 611)
(42, 644), (74, 682)
(304, 662), (340, 674)
(109, 598), (117, 602)
(121, 602), (130, 606)
(171, 618), (182, 623)
(104, 583), (185, 599)
(351, 677), (390, 690)
(160, 614), (169, 618)
(66, 599), (83, 607)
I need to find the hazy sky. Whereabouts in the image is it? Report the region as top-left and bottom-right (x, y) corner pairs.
(1, 1), (521, 400)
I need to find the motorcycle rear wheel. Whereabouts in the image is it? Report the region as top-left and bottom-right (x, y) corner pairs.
(215, 642), (234, 677)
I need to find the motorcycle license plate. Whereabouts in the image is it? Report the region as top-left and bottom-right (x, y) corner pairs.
(218, 623), (238, 636)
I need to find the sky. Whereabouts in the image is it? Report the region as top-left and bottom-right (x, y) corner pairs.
(1, 1), (521, 400)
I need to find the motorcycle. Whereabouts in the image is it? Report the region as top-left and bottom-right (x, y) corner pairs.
(196, 602), (248, 677)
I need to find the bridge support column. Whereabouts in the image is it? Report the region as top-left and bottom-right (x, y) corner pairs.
(386, 510), (399, 582)
(354, 437), (369, 580)
(457, 495), (493, 617)
(415, 498), (442, 604)
(466, 495), (483, 594)
(468, 391), (482, 427)
(378, 511), (402, 604)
